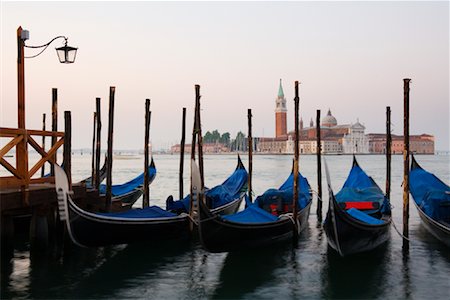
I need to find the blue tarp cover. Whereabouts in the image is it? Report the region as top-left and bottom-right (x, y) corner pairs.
(222, 204), (279, 223)
(255, 172), (311, 210)
(410, 164), (450, 223)
(99, 165), (156, 196)
(335, 162), (387, 215)
(97, 205), (176, 218)
(167, 165), (248, 212)
(346, 208), (386, 225)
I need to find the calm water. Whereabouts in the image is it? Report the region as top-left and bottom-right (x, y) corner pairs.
(2, 154), (449, 299)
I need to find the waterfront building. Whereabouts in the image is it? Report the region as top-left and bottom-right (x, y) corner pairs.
(367, 133), (435, 154)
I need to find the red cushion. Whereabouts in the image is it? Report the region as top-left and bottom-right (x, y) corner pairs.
(340, 201), (379, 210)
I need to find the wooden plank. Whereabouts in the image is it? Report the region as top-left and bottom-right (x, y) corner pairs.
(143, 98), (151, 208)
(0, 135), (23, 158)
(0, 128), (64, 137)
(29, 137), (64, 177)
(27, 135), (47, 157)
(0, 176), (25, 188)
(0, 158), (22, 179)
(41, 113), (46, 177)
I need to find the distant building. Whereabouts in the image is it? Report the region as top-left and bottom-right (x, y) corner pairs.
(171, 143), (230, 154)
(367, 133), (435, 154)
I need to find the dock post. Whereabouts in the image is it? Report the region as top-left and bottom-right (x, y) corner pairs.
(91, 112), (97, 187)
(63, 111), (72, 189)
(293, 81), (300, 238)
(248, 109), (253, 203)
(95, 97), (102, 190)
(403, 79), (411, 249)
(16, 27), (28, 187)
(386, 106), (392, 200)
(196, 85), (205, 190)
(106, 87), (115, 211)
(316, 109), (322, 221)
(50, 88), (58, 176)
(29, 206), (49, 250)
(41, 113), (46, 177)
(179, 107), (186, 200)
(143, 99), (151, 208)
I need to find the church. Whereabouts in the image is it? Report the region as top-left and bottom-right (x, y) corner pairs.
(256, 80), (369, 154)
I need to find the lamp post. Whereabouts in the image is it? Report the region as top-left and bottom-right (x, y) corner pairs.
(16, 26), (77, 184)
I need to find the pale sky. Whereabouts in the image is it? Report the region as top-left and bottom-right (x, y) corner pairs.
(1, 1), (449, 151)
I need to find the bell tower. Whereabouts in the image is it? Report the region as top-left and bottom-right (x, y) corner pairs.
(275, 79), (287, 138)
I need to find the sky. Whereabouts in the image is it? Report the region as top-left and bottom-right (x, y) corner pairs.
(1, 1), (449, 151)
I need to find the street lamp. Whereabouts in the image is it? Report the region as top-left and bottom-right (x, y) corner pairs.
(15, 26), (78, 182)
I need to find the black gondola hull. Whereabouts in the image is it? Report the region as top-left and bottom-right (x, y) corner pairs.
(413, 200), (450, 247)
(324, 199), (391, 256)
(67, 200), (190, 247)
(198, 199), (311, 253)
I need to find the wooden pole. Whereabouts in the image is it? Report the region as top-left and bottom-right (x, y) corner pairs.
(143, 99), (151, 208)
(50, 88), (58, 176)
(293, 81), (300, 234)
(91, 112), (97, 187)
(40, 113), (46, 177)
(386, 106), (391, 200)
(16, 27), (28, 186)
(195, 85), (205, 189)
(179, 107), (186, 200)
(316, 109), (322, 220)
(248, 109), (253, 203)
(94, 97), (102, 189)
(63, 111), (72, 190)
(189, 91), (198, 221)
(106, 87), (115, 211)
(403, 79), (411, 248)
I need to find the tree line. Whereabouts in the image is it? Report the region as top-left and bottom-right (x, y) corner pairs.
(203, 130), (248, 151)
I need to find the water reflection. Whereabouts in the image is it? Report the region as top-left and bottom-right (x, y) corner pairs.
(212, 243), (292, 299)
(321, 242), (390, 299)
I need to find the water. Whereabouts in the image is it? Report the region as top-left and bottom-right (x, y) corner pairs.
(1, 154), (449, 299)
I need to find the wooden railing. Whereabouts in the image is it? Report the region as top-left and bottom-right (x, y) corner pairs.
(0, 127), (64, 188)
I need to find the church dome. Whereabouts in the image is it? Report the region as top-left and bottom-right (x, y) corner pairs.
(322, 109), (337, 127)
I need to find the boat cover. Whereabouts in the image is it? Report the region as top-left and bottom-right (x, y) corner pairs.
(97, 205), (176, 219)
(346, 208), (386, 225)
(99, 165), (156, 196)
(167, 165), (248, 212)
(222, 204), (279, 223)
(410, 164), (450, 223)
(255, 172), (311, 210)
(336, 162), (387, 215)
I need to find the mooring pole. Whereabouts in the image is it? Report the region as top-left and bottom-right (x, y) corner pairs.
(248, 109), (253, 203)
(179, 107), (187, 200)
(316, 109), (322, 220)
(94, 97), (102, 190)
(189, 86), (199, 227)
(16, 27), (28, 186)
(63, 111), (72, 190)
(105, 87), (115, 211)
(50, 88), (58, 176)
(91, 112), (97, 187)
(403, 79), (411, 249)
(143, 99), (151, 208)
(293, 81), (300, 237)
(196, 85), (205, 189)
(40, 113), (46, 177)
(386, 106), (392, 200)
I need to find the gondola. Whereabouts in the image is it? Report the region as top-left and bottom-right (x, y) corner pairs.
(196, 160), (312, 253)
(166, 155), (248, 215)
(410, 155), (450, 246)
(98, 158), (157, 208)
(55, 165), (190, 247)
(323, 156), (391, 256)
